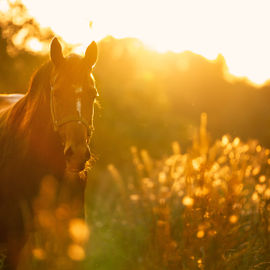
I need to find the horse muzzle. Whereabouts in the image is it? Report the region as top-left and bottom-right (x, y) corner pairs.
(64, 144), (90, 173)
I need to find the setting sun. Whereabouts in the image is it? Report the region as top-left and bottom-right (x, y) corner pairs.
(19, 0), (270, 85)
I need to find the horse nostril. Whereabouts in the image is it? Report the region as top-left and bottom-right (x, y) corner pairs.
(64, 146), (73, 159)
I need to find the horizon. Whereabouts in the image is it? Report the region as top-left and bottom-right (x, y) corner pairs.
(97, 35), (267, 88)
(16, 0), (270, 86)
(1, 0), (270, 86)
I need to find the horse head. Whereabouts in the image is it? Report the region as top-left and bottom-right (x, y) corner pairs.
(49, 38), (98, 173)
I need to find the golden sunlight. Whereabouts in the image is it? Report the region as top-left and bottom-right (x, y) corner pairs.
(67, 244), (85, 261)
(26, 37), (43, 52)
(20, 0), (270, 85)
(69, 218), (90, 244)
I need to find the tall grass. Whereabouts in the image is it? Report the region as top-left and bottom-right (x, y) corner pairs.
(86, 113), (270, 270)
(14, 113), (270, 269)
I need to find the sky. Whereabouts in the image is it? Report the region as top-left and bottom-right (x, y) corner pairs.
(7, 0), (270, 85)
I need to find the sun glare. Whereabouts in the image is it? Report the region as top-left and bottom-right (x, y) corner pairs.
(21, 0), (270, 85)
(26, 37), (43, 52)
(0, 0), (9, 12)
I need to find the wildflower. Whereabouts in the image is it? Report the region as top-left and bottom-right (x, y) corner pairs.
(158, 172), (167, 183)
(252, 166), (261, 176)
(195, 186), (209, 197)
(197, 230), (205, 238)
(69, 219), (90, 244)
(143, 178), (154, 188)
(192, 157), (204, 170)
(217, 156), (227, 164)
(256, 145), (262, 152)
(32, 248), (46, 260)
(233, 137), (240, 147)
(229, 215), (239, 224)
(259, 175), (266, 183)
(212, 179), (222, 187)
(264, 188), (270, 199)
(130, 194), (140, 201)
(68, 244), (85, 261)
(172, 141), (181, 155)
(255, 184), (266, 194)
(182, 196), (194, 207)
(233, 184), (243, 195)
(221, 135), (229, 146)
(252, 192), (259, 202)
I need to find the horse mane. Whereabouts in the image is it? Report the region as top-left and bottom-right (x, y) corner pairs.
(0, 60), (67, 179)
(6, 61), (53, 131)
(0, 62), (55, 167)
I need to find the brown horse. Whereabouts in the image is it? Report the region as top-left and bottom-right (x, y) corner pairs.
(0, 38), (98, 269)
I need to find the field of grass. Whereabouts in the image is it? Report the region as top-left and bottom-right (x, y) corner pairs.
(2, 5), (270, 268)
(85, 113), (270, 270)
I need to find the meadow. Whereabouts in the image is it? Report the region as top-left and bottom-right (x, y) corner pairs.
(4, 112), (270, 270)
(2, 5), (270, 268)
(85, 113), (270, 270)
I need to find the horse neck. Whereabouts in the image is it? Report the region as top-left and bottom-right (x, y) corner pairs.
(7, 71), (66, 176)
(32, 92), (65, 175)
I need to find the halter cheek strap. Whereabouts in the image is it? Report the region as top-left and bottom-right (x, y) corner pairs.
(50, 86), (94, 136)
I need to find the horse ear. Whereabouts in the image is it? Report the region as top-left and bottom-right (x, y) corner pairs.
(85, 41), (98, 67)
(50, 37), (64, 66)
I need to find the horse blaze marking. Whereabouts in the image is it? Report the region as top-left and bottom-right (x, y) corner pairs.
(76, 97), (82, 116)
(75, 87), (82, 117)
(75, 87), (83, 94)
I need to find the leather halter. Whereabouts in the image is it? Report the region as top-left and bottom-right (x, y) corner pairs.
(50, 85), (95, 136)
